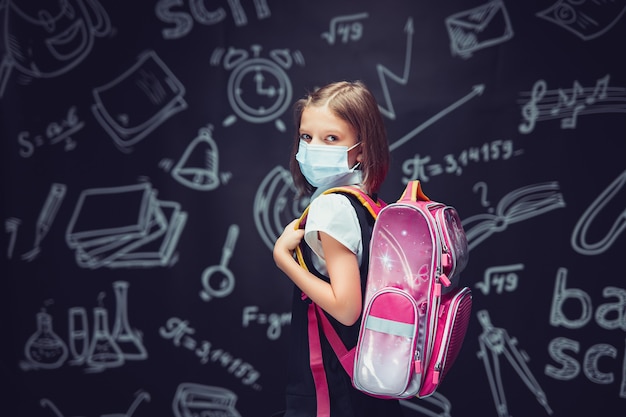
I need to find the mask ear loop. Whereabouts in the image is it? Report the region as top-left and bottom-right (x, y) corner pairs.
(348, 142), (362, 170)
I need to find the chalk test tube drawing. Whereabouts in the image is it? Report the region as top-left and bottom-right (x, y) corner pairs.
(211, 45), (305, 132)
(173, 383), (242, 417)
(22, 183), (67, 262)
(571, 170), (626, 256)
(200, 224), (240, 302)
(253, 166), (309, 251)
(0, 0), (111, 98)
(389, 84), (485, 151)
(477, 309), (553, 417)
(91, 50), (187, 152)
(400, 392), (452, 417)
(40, 391), (150, 417)
(445, 0), (514, 59)
(321, 12), (369, 45)
(462, 181), (566, 251)
(65, 182), (187, 269)
(170, 125), (221, 191)
(518, 74), (626, 134)
(5, 217), (21, 258)
(537, 0), (626, 41)
(377, 17), (414, 121)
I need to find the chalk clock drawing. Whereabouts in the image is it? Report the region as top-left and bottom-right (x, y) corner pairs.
(211, 45), (305, 132)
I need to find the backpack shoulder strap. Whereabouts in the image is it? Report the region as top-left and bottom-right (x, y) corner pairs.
(398, 180), (430, 203)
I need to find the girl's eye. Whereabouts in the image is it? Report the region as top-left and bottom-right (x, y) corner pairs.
(325, 135), (338, 143)
(299, 133), (312, 141)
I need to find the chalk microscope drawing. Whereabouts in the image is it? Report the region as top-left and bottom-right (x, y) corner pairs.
(65, 182), (187, 269)
(91, 50), (187, 152)
(211, 45), (304, 132)
(0, 0), (111, 98)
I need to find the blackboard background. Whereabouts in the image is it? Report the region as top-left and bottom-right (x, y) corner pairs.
(1, 1), (625, 416)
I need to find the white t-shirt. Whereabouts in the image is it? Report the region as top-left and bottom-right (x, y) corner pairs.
(304, 193), (363, 276)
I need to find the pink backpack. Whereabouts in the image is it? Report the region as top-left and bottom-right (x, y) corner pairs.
(296, 180), (472, 413)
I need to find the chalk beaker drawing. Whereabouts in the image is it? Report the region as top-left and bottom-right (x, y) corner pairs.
(24, 311), (68, 369)
(111, 281), (147, 360)
(86, 307), (124, 371)
(68, 307), (89, 365)
(171, 125), (220, 191)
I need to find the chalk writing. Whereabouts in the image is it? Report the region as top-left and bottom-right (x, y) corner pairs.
(156, 0), (272, 39)
(475, 263), (523, 296)
(18, 106), (83, 158)
(160, 317), (261, 388)
(321, 12), (368, 45)
(401, 139), (519, 183)
(242, 306), (291, 340)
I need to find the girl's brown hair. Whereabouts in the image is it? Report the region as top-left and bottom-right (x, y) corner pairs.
(289, 81), (390, 198)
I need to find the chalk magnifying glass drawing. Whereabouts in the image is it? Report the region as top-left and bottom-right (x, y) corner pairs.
(200, 224), (239, 301)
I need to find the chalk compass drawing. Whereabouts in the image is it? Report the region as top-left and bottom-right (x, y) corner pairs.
(211, 45), (305, 132)
(65, 182), (187, 269)
(462, 181), (566, 251)
(0, 0), (111, 98)
(537, 0), (626, 41)
(91, 50), (187, 152)
(253, 166), (308, 251)
(519, 74), (626, 134)
(571, 170), (626, 256)
(445, 0), (514, 59)
(200, 224), (239, 302)
(40, 391), (150, 417)
(477, 309), (553, 417)
(172, 383), (242, 417)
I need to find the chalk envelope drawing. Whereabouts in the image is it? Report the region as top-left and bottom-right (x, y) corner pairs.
(65, 183), (187, 269)
(445, 0), (514, 58)
(91, 50), (187, 150)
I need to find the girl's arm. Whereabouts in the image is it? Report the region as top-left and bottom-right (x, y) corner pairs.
(274, 220), (362, 326)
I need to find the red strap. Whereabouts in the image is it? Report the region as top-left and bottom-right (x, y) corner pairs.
(307, 302), (331, 417)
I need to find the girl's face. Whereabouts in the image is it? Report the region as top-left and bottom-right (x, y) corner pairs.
(299, 105), (362, 168)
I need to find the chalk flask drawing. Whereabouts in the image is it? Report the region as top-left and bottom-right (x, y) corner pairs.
(24, 311), (68, 369)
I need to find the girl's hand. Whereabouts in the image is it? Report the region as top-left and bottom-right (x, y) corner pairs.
(273, 219), (305, 263)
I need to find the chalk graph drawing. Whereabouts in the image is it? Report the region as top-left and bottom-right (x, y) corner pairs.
(40, 391), (150, 417)
(519, 74), (626, 134)
(253, 166), (309, 251)
(462, 181), (566, 251)
(172, 383), (242, 417)
(477, 309), (553, 417)
(571, 170), (626, 256)
(537, 0), (626, 41)
(21, 281), (147, 373)
(0, 0), (111, 98)
(65, 182), (187, 269)
(91, 50), (187, 152)
(445, 0), (514, 59)
(211, 45), (305, 132)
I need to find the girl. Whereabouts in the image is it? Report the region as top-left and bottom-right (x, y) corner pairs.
(273, 81), (403, 416)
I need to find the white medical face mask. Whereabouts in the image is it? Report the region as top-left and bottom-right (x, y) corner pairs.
(296, 140), (362, 188)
